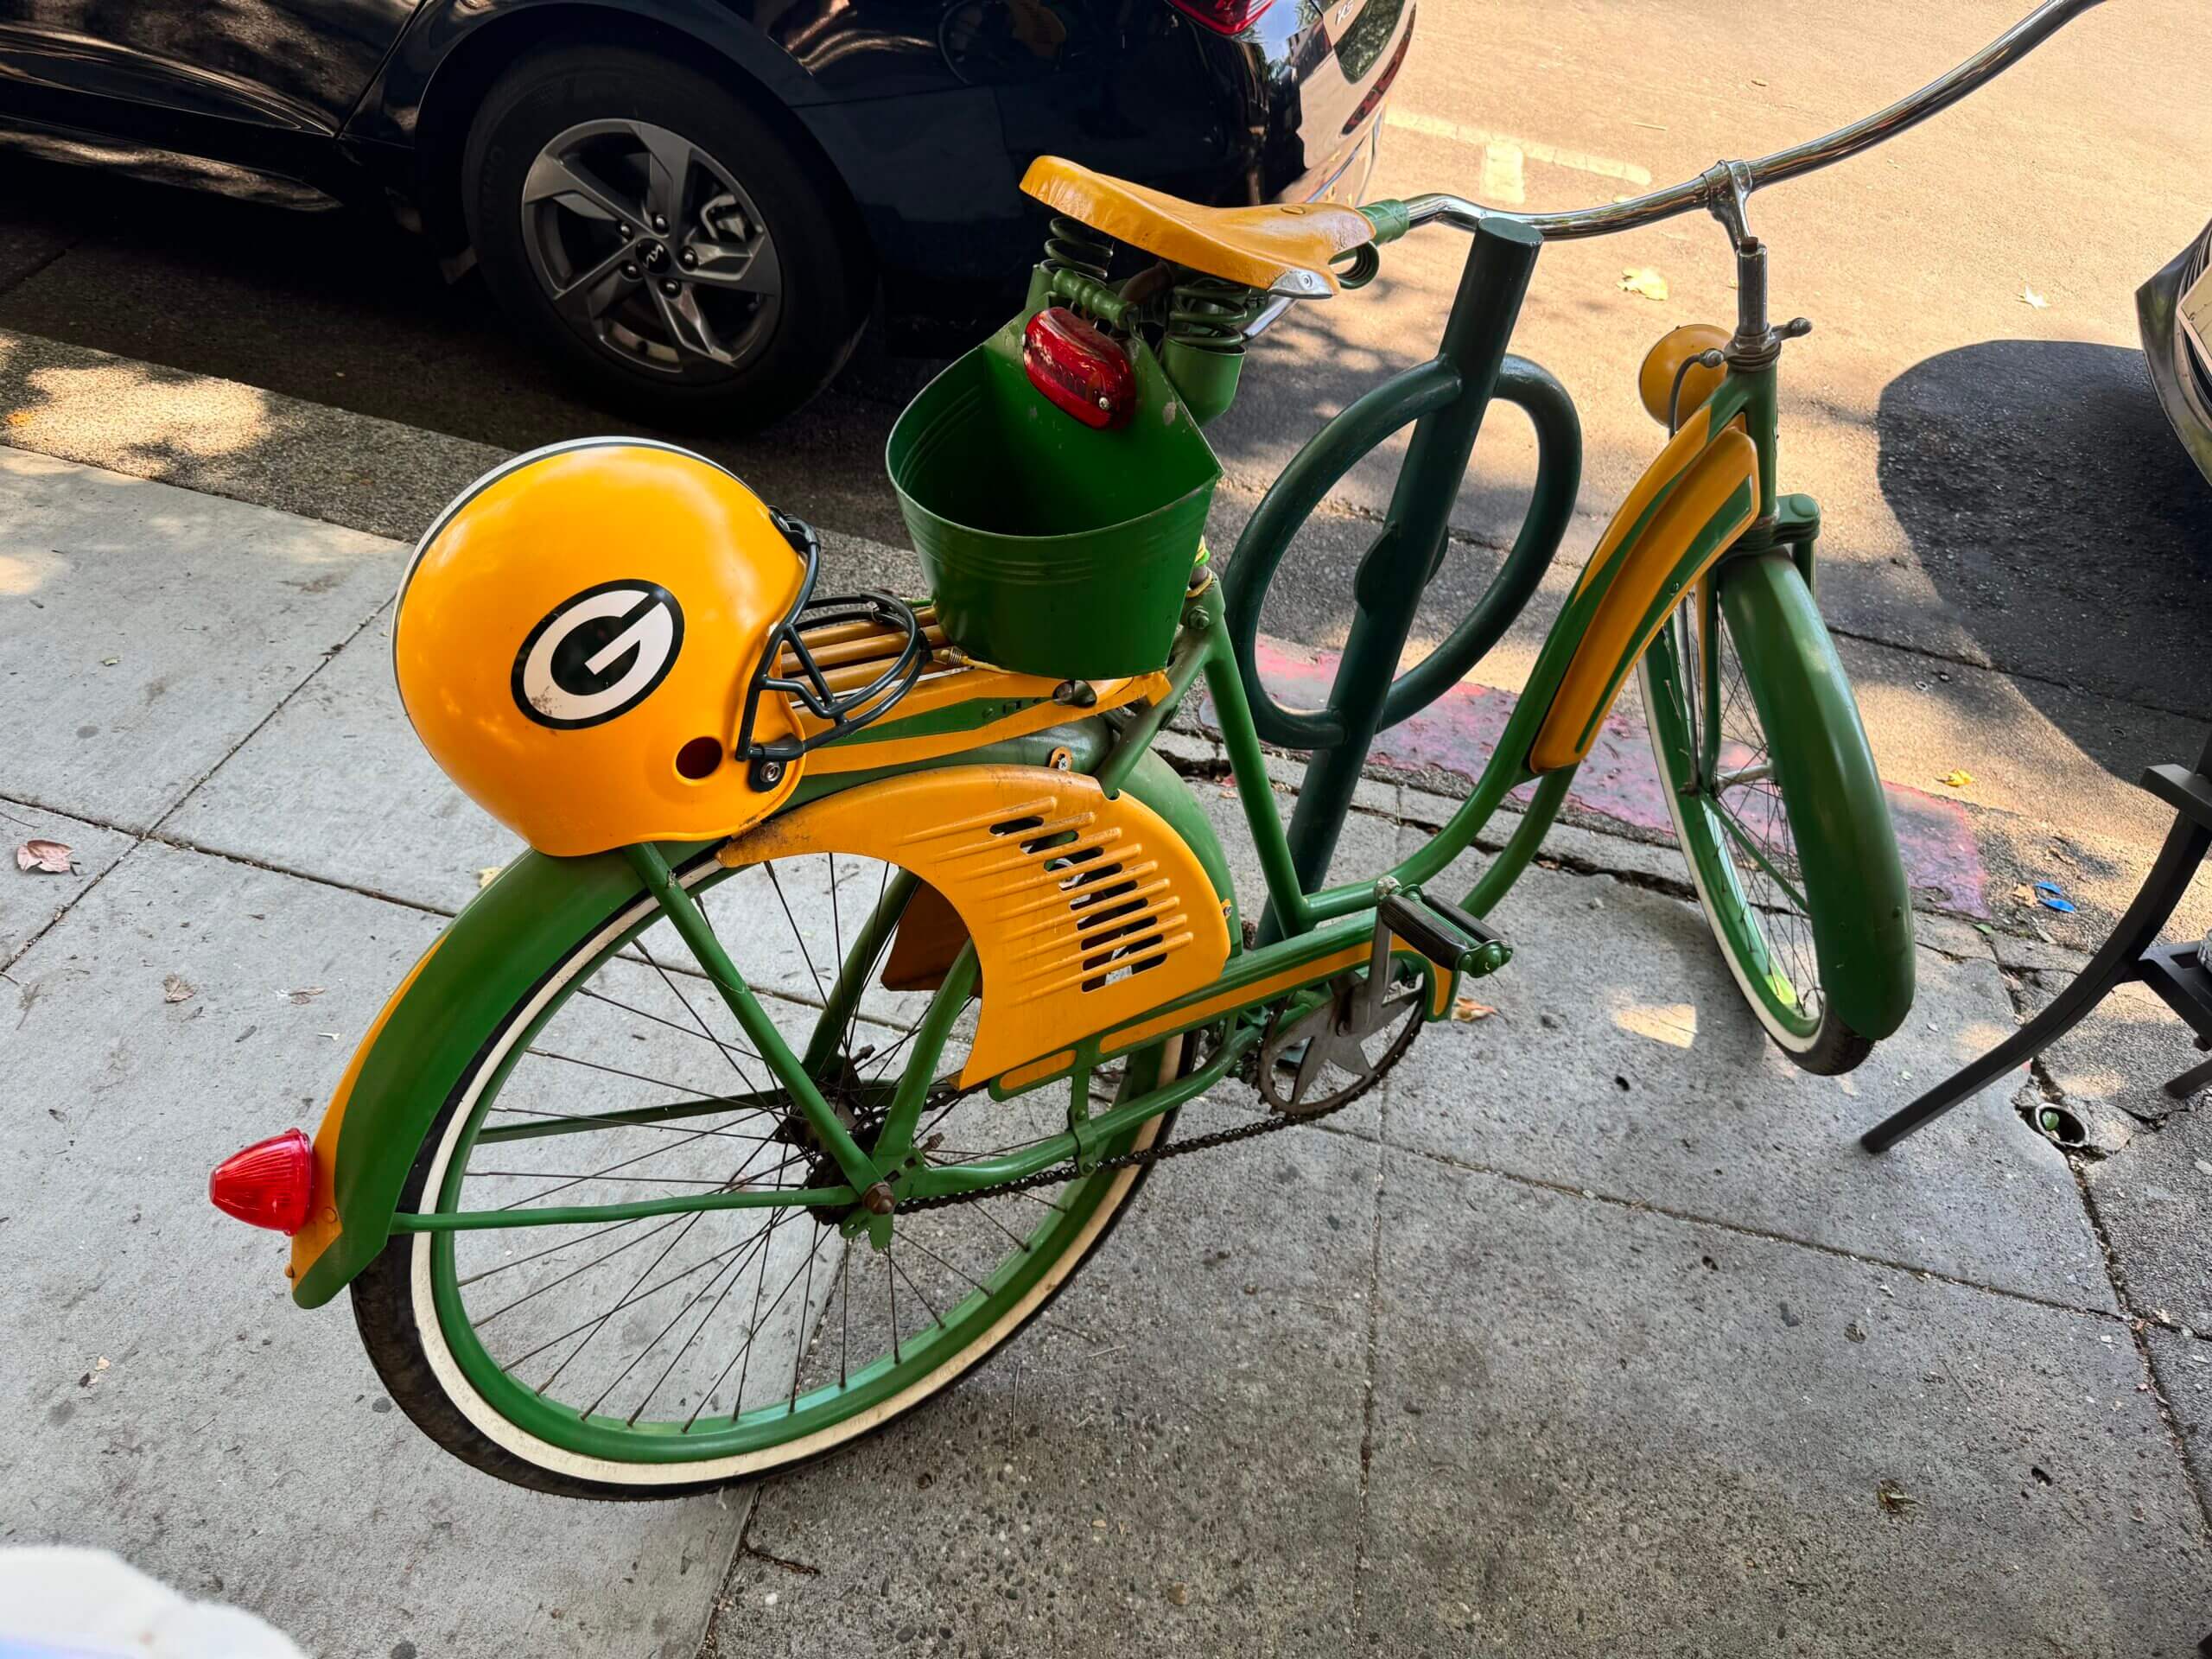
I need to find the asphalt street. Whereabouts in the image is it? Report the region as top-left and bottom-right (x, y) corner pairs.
(0, 0), (2207, 932)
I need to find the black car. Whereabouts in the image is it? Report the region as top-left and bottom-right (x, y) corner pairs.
(0, 0), (1410, 425)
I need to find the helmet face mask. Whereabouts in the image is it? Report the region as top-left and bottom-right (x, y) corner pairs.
(734, 513), (927, 791)
(394, 438), (914, 858)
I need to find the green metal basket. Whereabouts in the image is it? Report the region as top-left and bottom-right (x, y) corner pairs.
(887, 316), (1222, 679)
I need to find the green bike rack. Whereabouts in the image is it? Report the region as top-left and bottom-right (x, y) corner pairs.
(1217, 217), (1583, 937)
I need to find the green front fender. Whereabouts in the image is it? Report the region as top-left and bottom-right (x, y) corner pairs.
(1716, 554), (1916, 1040)
(287, 739), (1234, 1311)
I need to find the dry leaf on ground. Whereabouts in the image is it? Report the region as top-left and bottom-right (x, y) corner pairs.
(2020, 285), (2049, 308)
(16, 839), (74, 874)
(1452, 997), (1497, 1022)
(1875, 1478), (1921, 1515)
(280, 986), (327, 1004)
(1936, 770), (1973, 789)
(1619, 267), (1669, 302)
(162, 975), (195, 1004)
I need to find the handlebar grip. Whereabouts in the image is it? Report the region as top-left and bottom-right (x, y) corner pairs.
(1359, 200), (1413, 246)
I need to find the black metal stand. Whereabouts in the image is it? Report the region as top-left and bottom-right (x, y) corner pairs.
(1860, 729), (2212, 1154)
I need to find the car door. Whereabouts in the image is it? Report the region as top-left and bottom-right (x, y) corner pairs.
(0, 0), (419, 180)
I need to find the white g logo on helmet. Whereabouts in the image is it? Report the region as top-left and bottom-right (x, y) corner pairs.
(512, 580), (685, 729)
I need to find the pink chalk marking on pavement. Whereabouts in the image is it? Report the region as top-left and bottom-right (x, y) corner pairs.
(1205, 636), (1989, 918)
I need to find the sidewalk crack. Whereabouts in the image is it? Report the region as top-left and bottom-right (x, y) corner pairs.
(1302, 1109), (2131, 1324)
(1993, 970), (2212, 1541)
(695, 1487), (765, 1659)
(143, 598), (393, 843)
(0, 232), (84, 302)
(1349, 1086), (1389, 1642)
(0, 807), (147, 978)
(1823, 623), (2209, 726)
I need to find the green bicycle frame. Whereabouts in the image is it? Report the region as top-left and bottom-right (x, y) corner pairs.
(300, 203), (1891, 1302)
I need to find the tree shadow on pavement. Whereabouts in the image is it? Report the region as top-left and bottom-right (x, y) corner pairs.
(0, 153), (937, 545)
(1875, 338), (2212, 745)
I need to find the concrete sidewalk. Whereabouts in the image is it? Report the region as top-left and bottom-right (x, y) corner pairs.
(3, 418), (2210, 1655)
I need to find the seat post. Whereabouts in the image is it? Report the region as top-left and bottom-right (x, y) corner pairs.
(1263, 217), (1545, 938)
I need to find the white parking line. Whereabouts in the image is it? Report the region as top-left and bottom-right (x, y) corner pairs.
(1383, 109), (1654, 189)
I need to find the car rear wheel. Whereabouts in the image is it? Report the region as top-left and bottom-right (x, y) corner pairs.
(463, 45), (870, 429)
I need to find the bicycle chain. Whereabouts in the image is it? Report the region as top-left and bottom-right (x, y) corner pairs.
(898, 1036), (1381, 1214)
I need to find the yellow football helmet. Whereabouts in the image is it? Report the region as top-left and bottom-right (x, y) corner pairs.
(395, 438), (920, 857)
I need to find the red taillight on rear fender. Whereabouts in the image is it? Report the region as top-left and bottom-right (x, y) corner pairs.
(1165, 0), (1274, 35)
(210, 1128), (315, 1234)
(1022, 307), (1137, 429)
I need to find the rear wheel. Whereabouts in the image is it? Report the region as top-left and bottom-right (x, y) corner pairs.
(462, 45), (870, 429)
(353, 849), (1185, 1497)
(1637, 553), (1904, 1075)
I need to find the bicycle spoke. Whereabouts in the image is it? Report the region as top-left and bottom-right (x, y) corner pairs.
(639, 936), (766, 1097)
(458, 1214), (648, 1287)
(887, 1247), (945, 1331)
(474, 1214), (690, 1324)
(490, 1126), (801, 1212)
(577, 984), (763, 1067)
(763, 862), (826, 994)
(521, 1046), (779, 1112)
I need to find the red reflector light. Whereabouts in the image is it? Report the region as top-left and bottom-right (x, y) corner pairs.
(209, 1128), (315, 1234)
(1022, 307), (1137, 429)
(1165, 0), (1274, 35)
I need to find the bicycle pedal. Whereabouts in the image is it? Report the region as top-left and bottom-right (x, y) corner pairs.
(1377, 891), (1512, 978)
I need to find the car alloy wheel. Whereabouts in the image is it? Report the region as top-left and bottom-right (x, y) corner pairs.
(519, 118), (783, 384)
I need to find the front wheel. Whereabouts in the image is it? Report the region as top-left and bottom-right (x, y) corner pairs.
(1637, 551), (1914, 1075)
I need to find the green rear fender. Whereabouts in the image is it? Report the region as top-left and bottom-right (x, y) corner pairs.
(1716, 554), (1916, 1039)
(288, 842), (713, 1308)
(288, 744), (1232, 1310)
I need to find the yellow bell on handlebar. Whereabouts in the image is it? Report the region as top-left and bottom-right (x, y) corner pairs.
(1637, 323), (1732, 427)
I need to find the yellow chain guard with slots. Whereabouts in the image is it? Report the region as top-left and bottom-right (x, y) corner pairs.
(716, 766), (1231, 1085)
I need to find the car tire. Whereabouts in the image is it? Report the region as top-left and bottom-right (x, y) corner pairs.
(463, 43), (870, 429)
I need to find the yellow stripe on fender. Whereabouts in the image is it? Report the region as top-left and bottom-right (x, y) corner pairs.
(1531, 427), (1760, 774)
(287, 934), (445, 1287)
(1569, 404), (1711, 600)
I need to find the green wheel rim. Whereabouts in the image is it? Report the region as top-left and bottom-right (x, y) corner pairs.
(422, 861), (1171, 1467)
(1640, 604), (1827, 1046)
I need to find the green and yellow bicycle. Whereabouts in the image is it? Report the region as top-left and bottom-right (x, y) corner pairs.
(210, 1), (2101, 1496)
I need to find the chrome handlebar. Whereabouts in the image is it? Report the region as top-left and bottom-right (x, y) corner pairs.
(1399, 0), (2107, 243)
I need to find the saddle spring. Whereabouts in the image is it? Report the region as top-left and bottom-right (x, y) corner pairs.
(1165, 273), (1255, 356)
(1041, 216), (1112, 283)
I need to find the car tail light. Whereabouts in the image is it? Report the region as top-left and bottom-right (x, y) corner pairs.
(210, 1128), (315, 1234)
(1022, 308), (1136, 429)
(1165, 0), (1275, 38)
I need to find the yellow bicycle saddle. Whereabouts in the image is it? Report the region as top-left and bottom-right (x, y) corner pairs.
(1020, 156), (1374, 298)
